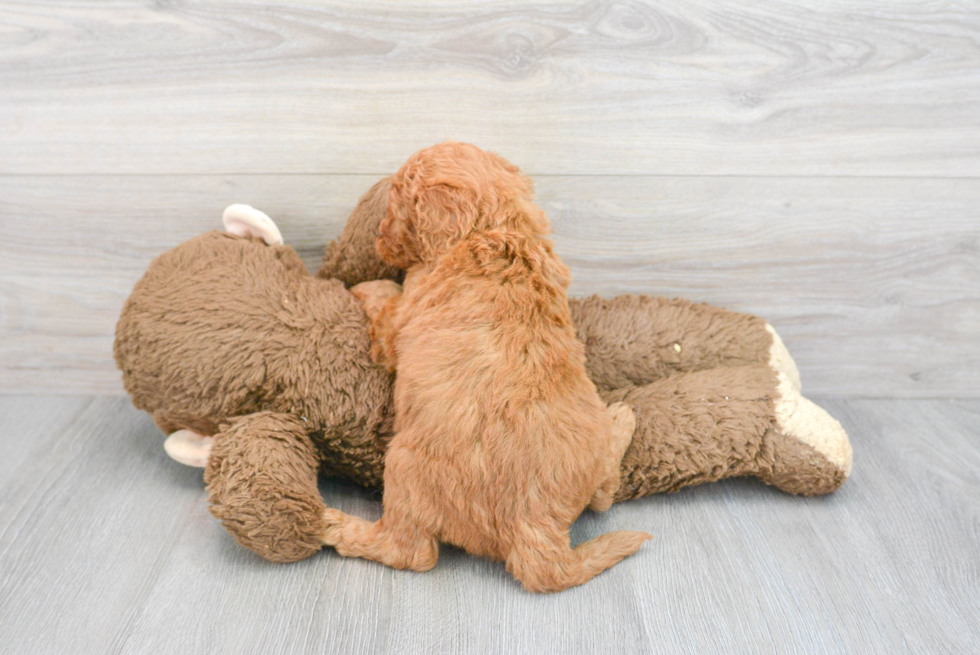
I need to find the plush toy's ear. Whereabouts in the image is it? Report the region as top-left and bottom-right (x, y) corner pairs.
(163, 429), (214, 468)
(222, 204), (284, 245)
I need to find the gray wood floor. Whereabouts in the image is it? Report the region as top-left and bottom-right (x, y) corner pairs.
(1, 395), (978, 654)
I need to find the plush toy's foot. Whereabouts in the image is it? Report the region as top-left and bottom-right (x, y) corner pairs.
(765, 323), (801, 391)
(163, 429), (214, 467)
(222, 204), (284, 245)
(760, 372), (853, 495)
(759, 428), (849, 496)
(205, 412), (327, 563)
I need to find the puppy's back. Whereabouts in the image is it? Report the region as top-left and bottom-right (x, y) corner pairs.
(391, 229), (610, 552)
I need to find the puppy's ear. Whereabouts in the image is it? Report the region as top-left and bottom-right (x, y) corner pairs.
(411, 182), (480, 262)
(376, 198), (419, 269)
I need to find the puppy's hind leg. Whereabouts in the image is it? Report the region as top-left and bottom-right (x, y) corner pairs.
(322, 443), (438, 572)
(322, 511), (438, 572)
(589, 402), (637, 512)
(506, 526), (651, 593)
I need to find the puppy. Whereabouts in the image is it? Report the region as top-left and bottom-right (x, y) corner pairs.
(329, 142), (650, 592)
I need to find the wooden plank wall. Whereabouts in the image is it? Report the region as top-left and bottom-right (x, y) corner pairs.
(1, 1), (978, 397)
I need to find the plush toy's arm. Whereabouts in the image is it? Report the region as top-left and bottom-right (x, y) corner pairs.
(604, 364), (851, 500)
(570, 294), (800, 392)
(205, 412), (329, 563)
(317, 178), (404, 286)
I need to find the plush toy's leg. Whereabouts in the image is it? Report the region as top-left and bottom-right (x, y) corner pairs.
(222, 204), (284, 245)
(589, 402), (637, 512)
(570, 295), (801, 392)
(205, 412), (327, 563)
(604, 364), (851, 500)
(163, 429), (214, 467)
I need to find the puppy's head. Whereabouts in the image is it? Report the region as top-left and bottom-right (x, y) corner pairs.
(378, 141), (544, 268)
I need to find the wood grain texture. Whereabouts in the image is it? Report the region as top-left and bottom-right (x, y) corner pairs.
(1, 1), (978, 176)
(0, 395), (90, 483)
(1, 396), (978, 654)
(2, 174), (977, 397)
(0, 397), (205, 654)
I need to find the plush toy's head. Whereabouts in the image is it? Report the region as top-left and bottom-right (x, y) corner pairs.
(318, 177), (402, 286)
(379, 141), (544, 269)
(115, 231), (394, 455)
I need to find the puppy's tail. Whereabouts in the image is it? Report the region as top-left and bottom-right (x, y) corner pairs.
(506, 530), (651, 593)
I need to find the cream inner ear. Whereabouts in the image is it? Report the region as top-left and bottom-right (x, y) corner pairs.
(222, 204), (284, 246)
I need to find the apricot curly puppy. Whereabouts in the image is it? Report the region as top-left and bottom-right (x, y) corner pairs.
(328, 142), (650, 592)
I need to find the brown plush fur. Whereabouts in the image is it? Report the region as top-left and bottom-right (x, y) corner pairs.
(318, 177), (403, 287)
(570, 294), (773, 392)
(205, 412), (326, 563)
(115, 172), (850, 573)
(605, 364), (794, 499)
(321, 143), (649, 592)
(114, 231), (395, 490)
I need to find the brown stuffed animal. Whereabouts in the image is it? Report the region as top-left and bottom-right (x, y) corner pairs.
(115, 183), (852, 565)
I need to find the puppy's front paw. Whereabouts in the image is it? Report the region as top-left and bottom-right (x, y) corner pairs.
(351, 280), (402, 321)
(369, 339), (397, 372)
